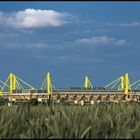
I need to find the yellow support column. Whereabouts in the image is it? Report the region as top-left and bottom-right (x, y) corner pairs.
(84, 76), (93, 89)
(84, 76), (89, 89)
(121, 76), (124, 91)
(9, 73), (16, 94)
(13, 75), (16, 90)
(47, 72), (52, 95)
(9, 73), (13, 94)
(125, 73), (129, 94)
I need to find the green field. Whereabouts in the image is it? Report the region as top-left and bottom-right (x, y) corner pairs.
(0, 101), (140, 139)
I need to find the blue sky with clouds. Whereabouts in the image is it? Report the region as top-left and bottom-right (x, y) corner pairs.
(0, 2), (140, 88)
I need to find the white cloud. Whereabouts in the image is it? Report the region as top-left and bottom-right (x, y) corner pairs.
(76, 36), (128, 46)
(107, 21), (140, 27)
(0, 8), (72, 28)
(0, 42), (48, 49)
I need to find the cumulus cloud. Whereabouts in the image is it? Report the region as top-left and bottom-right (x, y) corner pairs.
(0, 8), (73, 28)
(107, 21), (140, 27)
(76, 36), (128, 46)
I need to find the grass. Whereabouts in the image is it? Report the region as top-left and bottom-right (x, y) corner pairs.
(0, 101), (140, 138)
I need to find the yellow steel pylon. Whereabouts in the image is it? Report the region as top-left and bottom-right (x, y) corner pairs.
(104, 74), (130, 94)
(0, 73), (34, 94)
(47, 72), (52, 95)
(41, 72), (52, 95)
(121, 76), (124, 91)
(124, 73), (132, 95)
(9, 73), (16, 94)
(84, 75), (93, 89)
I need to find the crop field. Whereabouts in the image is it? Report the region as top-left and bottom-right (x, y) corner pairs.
(0, 100), (140, 139)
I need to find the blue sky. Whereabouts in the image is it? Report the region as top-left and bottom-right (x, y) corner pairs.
(0, 2), (140, 89)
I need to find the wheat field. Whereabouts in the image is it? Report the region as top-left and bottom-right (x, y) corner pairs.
(0, 100), (140, 139)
